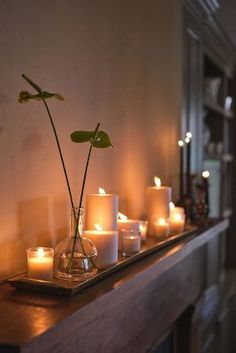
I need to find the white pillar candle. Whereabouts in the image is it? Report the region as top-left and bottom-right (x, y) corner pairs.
(85, 188), (118, 230)
(84, 226), (118, 269)
(27, 247), (54, 280)
(139, 221), (148, 241)
(121, 229), (141, 257)
(153, 218), (170, 239)
(147, 177), (172, 236)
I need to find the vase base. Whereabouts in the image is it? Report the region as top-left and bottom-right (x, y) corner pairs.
(54, 268), (97, 282)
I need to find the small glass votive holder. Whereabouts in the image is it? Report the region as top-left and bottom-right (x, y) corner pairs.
(121, 229), (141, 257)
(27, 247), (54, 280)
(139, 221), (148, 242)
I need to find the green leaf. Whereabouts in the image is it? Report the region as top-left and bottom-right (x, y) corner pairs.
(18, 90), (64, 103)
(91, 130), (113, 148)
(71, 131), (95, 143)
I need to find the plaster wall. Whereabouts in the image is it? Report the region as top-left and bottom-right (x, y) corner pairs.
(0, 0), (182, 279)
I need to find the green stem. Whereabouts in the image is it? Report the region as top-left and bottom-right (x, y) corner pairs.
(42, 99), (76, 217)
(21, 74), (76, 220)
(69, 123), (100, 271)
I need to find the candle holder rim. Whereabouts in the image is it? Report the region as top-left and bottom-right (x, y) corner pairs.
(27, 247), (54, 254)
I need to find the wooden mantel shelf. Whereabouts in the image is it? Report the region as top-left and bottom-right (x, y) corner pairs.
(0, 219), (229, 353)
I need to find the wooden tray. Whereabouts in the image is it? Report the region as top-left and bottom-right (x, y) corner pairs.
(8, 226), (196, 296)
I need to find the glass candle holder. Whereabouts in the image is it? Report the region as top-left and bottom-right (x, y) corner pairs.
(27, 247), (54, 280)
(139, 221), (148, 242)
(121, 229), (141, 257)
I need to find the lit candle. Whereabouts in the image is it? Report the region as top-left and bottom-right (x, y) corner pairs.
(185, 132), (192, 196)
(202, 170), (210, 206)
(85, 188), (118, 230)
(147, 177), (172, 236)
(121, 229), (141, 257)
(153, 218), (170, 239)
(117, 212), (140, 250)
(84, 224), (118, 269)
(178, 140), (184, 199)
(139, 221), (148, 242)
(27, 247), (54, 280)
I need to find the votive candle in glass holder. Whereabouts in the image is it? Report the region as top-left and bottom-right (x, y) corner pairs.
(27, 247), (54, 280)
(121, 229), (141, 257)
(139, 221), (148, 242)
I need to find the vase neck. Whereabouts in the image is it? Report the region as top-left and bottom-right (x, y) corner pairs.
(70, 207), (83, 237)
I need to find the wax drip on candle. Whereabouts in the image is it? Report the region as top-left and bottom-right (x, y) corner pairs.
(154, 176), (161, 188)
(99, 187), (106, 195)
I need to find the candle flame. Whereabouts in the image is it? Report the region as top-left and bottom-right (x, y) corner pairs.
(94, 223), (103, 231)
(37, 248), (45, 258)
(118, 212), (128, 220)
(99, 187), (106, 195)
(158, 218), (166, 225)
(202, 170), (210, 178)
(169, 202), (175, 210)
(178, 140), (184, 147)
(154, 176), (161, 188)
(185, 137), (190, 144)
(186, 131), (192, 139)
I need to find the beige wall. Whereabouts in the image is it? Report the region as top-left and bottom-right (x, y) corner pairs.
(0, 0), (183, 279)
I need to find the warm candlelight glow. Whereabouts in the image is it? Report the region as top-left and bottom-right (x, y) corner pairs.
(186, 131), (192, 139)
(185, 137), (190, 144)
(158, 218), (166, 225)
(202, 170), (210, 178)
(94, 223), (103, 231)
(169, 202), (175, 210)
(118, 212), (128, 220)
(178, 140), (184, 147)
(27, 247), (54, 280)
(98, 187), (106, 195)
(173, 213), (182, 221)
(37, 247), (45, 259)
(154, 176), (161, 188)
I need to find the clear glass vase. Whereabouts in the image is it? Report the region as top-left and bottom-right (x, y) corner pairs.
(54, 207), (97, 281)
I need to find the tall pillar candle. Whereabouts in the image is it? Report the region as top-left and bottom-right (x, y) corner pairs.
(85, 188), (118, 231)
(147, 177), (172, 236)
(84, 226), (118, 269)
(185, 132), (192, 196)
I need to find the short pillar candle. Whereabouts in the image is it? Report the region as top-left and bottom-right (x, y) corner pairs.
(27, 247), (54, 280)
(84, 225), (118, 269)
